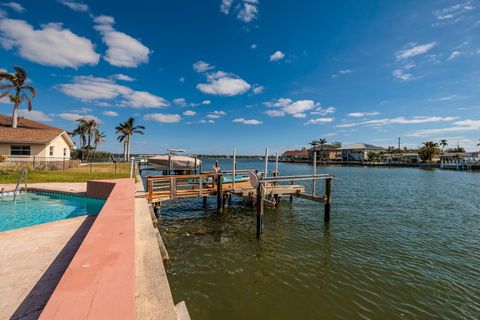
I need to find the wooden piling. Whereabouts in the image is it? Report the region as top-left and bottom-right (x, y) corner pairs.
(256, 183), (264, 238)
(203, 196), (207, 208)
(290, 180), (294, 202)
(217, 174), (223, 213)
(324, 178), (332, 222)
(312, 151), (317, 196)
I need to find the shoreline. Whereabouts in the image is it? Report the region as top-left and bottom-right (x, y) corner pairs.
(272, 159), (480, 171)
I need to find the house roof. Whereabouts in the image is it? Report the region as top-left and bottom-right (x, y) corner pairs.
(282, 148), (309, 157)
(341, 143), (385, 150)
(0, 114), (74, 147)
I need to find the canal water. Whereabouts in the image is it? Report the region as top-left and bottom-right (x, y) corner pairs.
(144, 158), (480, 320)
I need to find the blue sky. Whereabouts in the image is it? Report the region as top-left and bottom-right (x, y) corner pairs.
(0, 0), (479, 154)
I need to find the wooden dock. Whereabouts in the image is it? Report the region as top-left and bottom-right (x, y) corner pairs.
(146, 169), (333, 238)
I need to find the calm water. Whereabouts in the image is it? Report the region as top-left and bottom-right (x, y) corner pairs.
(144, 159), (480, 320)
(0, 192), (105, 231)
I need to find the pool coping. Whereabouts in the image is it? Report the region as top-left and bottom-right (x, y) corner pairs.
(39, 179), (136, 319)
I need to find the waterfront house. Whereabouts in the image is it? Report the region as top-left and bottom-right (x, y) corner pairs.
(0, 114), (74, 160)
(281, 147), (309, 160)
(341, 143), (385, 161)
(308, 144), (341, 161)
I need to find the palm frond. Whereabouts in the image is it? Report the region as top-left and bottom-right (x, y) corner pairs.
(22, 93), (33, 111)
(0, 90), (12, 99)
(23, 85), (36, 97)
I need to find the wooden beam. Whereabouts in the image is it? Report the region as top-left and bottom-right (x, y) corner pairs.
(295, 193), (326, 203)
(256, 183), (264, 238)
(324, 178), (332, 222)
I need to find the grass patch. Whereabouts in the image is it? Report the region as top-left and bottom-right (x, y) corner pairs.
(0, 163), (131, 184)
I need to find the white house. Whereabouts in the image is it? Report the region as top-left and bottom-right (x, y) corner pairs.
(341, 143), (385, 161)
(0, 114), (75, 160)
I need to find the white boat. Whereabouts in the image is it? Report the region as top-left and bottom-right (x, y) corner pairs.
(147, 155), (201, 171)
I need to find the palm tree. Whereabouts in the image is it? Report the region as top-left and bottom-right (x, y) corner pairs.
(317, 138), (328, 160)
(439, 139), (448, 153)
(0, 66), (36, 128)
(309, 140), (319, 161)
(116, 117), (145, 161)
(72, 118), (99, 161)
(92, 129), (106, 162)
(419, 141), (440, 163)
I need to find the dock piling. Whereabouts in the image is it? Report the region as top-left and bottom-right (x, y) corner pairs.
(217, 174), (223, 213)
(324, 178), (332, 222)
(256, 183), (264, 238)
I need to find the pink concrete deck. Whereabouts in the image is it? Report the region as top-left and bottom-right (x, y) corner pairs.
(39, 179), (136, 320)
(0, 215), (95, 320)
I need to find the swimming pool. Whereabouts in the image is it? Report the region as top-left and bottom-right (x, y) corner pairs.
(0, 192), (105, 232)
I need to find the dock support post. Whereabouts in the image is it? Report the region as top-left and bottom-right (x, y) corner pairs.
(290, 180), (294, 202)
(217, 174), (223, 213)
(256, 183), (264, 238)
(324, 178), (332, 222)
(264, 147), (268, 178)
(312, 151), (317, 196)
(203, 196), (207, 208)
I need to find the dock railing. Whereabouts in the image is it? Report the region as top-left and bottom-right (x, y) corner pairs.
(146, 173), (216, 203)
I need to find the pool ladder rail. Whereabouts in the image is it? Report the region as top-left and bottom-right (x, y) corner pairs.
(13, 168), (28, 201)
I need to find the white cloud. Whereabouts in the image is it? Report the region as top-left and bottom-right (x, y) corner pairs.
(251, 43), (257, 49)
(193, 60), (214, 73)
(1, 2), (25, 12)
(220, 0), (234, 14)
(432, 94), (464, 101)
(392, 69), (413, 81)
(111, 73), (135, 81)
(19, 110), (53, 122)
(237, 0), (259, 23)
(179, 77), (185, 82)
(144, 113), (181, 123)
(395, 42), (436, 60)
(94, 15), (150, 68)
(407, 119), (480, 137)
(207, 110), (226, 119)
(331, 69), (352, 78)
(0, 19), (99, 68)
(59, 112), (100, 123)
(233, 118), (262, 125)
(265, 109), (285, 117)
(337, 116), (456, 128)
(200, 119), (215, 124)
(68, 107), (92, 114)
(447, 50), (461, 60)
(57, 0), (89, 12)
(264, 98), (320, 118)
(221, 0), (259, 23)
(304, 117), (335, 125)
(173, 98), (187, 107)
(183, 110), (196, 116)
(103, 110), (118, 117)
(311, 106), (335, 115)
(433, 1), (474, 21)
(58, 76), (168, 109)
(270, 50), (285, 62)
(202, 100), (211, 105)
(346, 112), (379, 117)
(196, 70), (251, 96)
(252, 84), (264, 94)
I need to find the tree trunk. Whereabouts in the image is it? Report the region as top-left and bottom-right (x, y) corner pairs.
(127, 135), (131, 160)
(11, 102), (19, 128)
(123, 140), (127, 161)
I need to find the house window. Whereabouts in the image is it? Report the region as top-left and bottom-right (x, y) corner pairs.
(10, 145), (31, 156)
(49, 146), (54, 156)
(63, 148), (67, 157)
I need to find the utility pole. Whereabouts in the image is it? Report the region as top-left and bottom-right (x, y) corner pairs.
(398, 137), (401, 150)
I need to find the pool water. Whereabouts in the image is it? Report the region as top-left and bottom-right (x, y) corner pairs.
(0, 192), (105, 232)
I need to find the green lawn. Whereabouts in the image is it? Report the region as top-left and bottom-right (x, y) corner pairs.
(0, 163), (131, 184)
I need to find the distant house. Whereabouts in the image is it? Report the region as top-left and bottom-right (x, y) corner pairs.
(0, 114), (75, 159)
(341, 143), (385, 161)
(308, 145), (341, 161)
(281, 147), (309, 160)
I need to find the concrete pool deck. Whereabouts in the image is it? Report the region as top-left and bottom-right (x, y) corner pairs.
(0, 215), (95, 320)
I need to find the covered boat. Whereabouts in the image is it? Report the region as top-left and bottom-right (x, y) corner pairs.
(147, 155), (201, 171)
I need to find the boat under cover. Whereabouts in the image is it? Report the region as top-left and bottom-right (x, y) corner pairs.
(147, 155), (201, 170)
